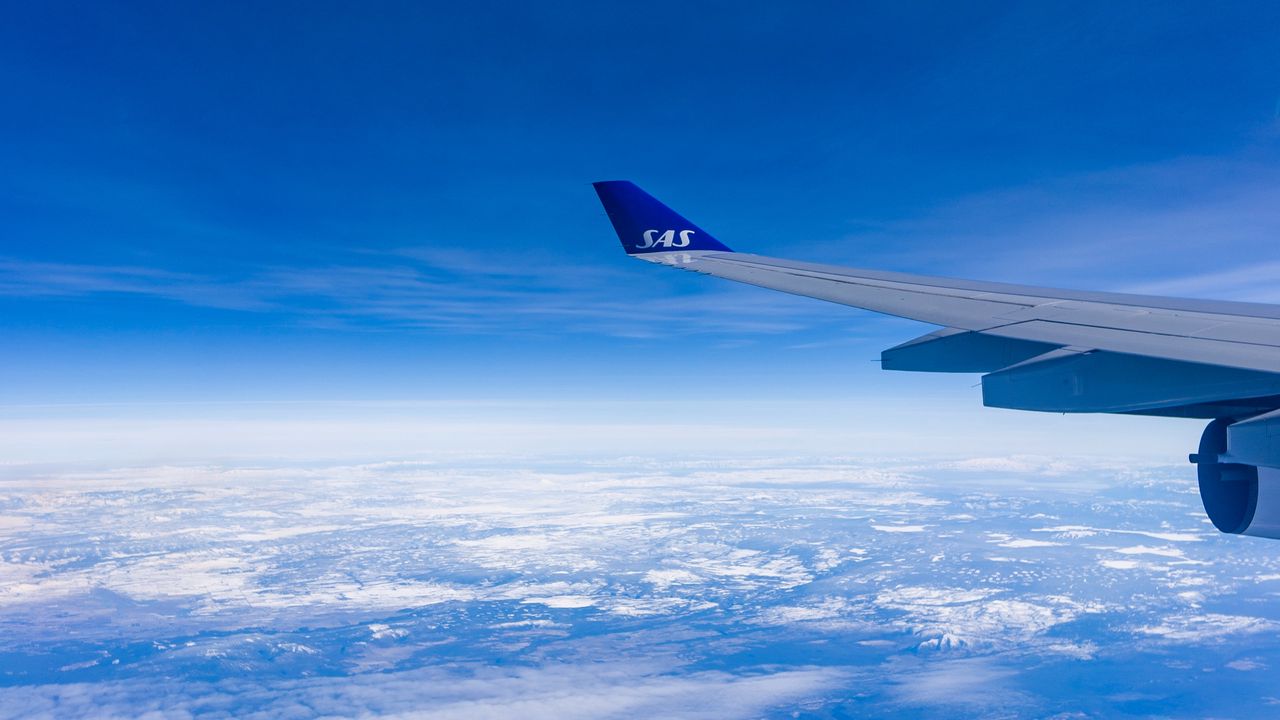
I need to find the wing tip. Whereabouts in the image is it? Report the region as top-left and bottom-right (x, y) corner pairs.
(592, 180), (733, 255)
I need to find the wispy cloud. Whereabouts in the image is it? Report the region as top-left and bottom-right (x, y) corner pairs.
(9, 154), (1280, 340)
(0, 662), (845, 720)
(888, 657), (1028, 710)
(1123, 261), (1280, 303)
(812, 153), (1280, 295)
(0, 250), (854, 337)
(0, 258), (276, 311)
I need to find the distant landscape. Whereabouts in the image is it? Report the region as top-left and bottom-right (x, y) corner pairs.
(3, 455), (1277, 718)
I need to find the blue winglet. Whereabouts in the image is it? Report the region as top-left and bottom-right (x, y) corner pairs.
(593, 181), (734, 255)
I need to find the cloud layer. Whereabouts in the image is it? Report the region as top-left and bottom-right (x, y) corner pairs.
(4, 457), (1280, 717)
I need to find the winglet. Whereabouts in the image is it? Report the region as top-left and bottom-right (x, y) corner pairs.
(593, 181), (734, 255)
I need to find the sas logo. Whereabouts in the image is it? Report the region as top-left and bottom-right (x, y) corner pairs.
(636, 229), (694, 250)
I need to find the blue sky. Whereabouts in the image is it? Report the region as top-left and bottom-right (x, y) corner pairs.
(3, 2), (1280, 461)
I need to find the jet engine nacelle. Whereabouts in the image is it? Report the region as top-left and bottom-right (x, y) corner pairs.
(1191, 418), (1280, 539)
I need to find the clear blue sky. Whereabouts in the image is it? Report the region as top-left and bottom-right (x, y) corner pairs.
(3, 2), (1280, 460)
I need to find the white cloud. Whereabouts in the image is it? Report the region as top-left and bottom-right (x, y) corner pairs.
(1033, 525), (1204, 543)
(0, 663), (847, 720)
(368, 623), (409, 640)
(520, 595), (596, 609)
(1044, 642), (1099, 660)
(872, 587), (1091, 650)
(1113, 545), (1184, 558)
(1138, 614), (1280, 642)
(997, 539), (1061, 549)
(643, 569), (701, 589)
(888, 658), (1027, 709)
(2, 455), (1276, 719)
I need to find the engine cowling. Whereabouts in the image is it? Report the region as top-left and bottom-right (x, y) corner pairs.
(1191, 418), (1280, 539)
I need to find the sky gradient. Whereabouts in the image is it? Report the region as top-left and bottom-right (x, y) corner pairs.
(4, 2), (1280, 462)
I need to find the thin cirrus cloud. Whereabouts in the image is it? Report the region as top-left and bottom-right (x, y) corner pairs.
(0, 251), (852, 338)
(1124, 261), (1280, 304)
(816, 154), (1280, 294)
(0, 661), (846, 720)
(6, 154), (1280, 342)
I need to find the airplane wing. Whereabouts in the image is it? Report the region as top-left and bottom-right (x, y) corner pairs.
(592, 180), (1280, 539)
(593, 180), (1280, 419)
